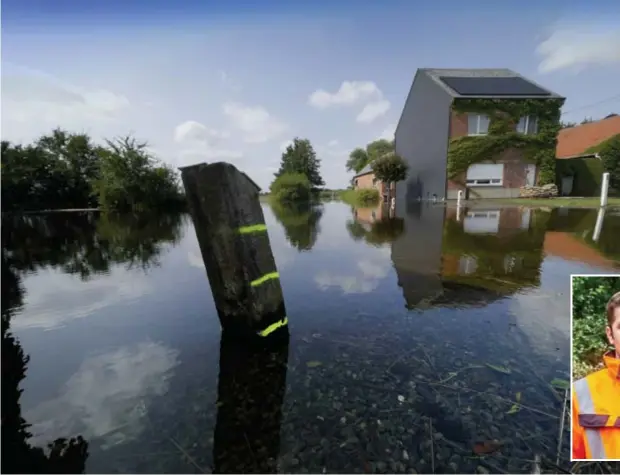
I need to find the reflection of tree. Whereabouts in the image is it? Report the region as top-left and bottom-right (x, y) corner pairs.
(269, 201), (323, 251)
(1, 255), (89, 473)
(345, 217), (404, 246)
(1, 210), (184, 472)
(1, 211), (183, 280)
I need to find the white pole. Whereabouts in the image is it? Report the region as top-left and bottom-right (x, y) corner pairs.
(593, 207), (606, 242)
(600, 172), (610, 207)
(457, 190), (463, 207)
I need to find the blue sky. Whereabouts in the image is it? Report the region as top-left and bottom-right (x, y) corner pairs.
(3, 0), (620, 189)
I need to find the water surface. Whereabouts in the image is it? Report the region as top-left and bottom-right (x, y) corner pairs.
(2, 202), (619, 473)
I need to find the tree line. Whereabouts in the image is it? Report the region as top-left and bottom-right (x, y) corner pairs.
(1, 129), (185, 213)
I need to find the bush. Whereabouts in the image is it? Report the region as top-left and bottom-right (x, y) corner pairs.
(572, 276), (620, 378)
(598, 134), (620, 192)
(270, 173), (311, 202)
(340, 188), (381, 206)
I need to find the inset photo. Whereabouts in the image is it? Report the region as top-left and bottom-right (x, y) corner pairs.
(571, 275), (620, 461)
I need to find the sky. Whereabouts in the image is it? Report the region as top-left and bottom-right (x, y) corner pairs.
(2, 0), (620, 189)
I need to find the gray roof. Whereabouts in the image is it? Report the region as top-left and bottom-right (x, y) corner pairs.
(421, 68), (564, 99)
(353, 164), (373, 178)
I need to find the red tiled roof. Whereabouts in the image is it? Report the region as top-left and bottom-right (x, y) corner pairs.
(556, 115), (620, 158)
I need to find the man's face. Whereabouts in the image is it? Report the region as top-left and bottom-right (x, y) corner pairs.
(606, 307), (620, 357)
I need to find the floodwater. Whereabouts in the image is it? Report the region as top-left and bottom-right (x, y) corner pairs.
(2, 202), (619, 474)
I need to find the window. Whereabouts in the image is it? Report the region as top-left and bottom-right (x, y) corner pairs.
(467, 114), (490, 135)
(466, 163), (503, 186)
(516, 115), (538, 135)
(464, 211), (500, 234)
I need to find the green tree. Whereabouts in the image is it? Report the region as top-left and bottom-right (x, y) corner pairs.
(370, 152), (408, 202)
(345, 139), (394, 173)
(270, 173), (311, 202)
(599, 134), (620, 191)
(2, 129), (183, 213)
(274, 138), (324, 189)
(92, 135), (183, 212)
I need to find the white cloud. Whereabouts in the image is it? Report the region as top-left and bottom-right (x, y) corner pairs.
(2, 64), (130, 143)
(308, 81), (382, 109)
(327, 139), (339, 147)
(173, 120), (230, 143)
(173, 120), (242, 166)
(15, 269), (151, 331)
(222, 102), (288, 143)
(356, 99), (391, 123)
(314, 257), (390, 294)
(26, 341), (179, 448)
(537, 23), (620, 73)
(378, 123), (397, 141)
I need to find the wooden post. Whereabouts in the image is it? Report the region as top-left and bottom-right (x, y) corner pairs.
(180, 162), (288, 342)
(213, 333), (288, 473)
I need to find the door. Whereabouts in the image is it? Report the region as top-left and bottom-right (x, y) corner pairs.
(525, 164), (536, 186)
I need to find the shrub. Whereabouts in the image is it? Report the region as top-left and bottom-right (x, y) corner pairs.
(270, 173), (311, 203)
(598, 134), (620, 192)
(356, 188), (381, 206)
(339, 188), (380, 207)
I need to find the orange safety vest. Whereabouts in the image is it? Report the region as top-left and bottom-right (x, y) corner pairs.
(572, 351), (620, 459)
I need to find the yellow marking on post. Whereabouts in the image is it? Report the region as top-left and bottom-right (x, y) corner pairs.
(251, 272), (279, 287)
(238, 224), (267, 234)
(258, 317), (288, 337)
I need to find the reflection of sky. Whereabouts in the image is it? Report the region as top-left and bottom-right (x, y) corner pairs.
(7, 203), (620, 472)
(14, 268), (151, 331)
(26, 341), (179, 449)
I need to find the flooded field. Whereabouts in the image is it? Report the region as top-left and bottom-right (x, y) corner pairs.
(2, 202), (619, 473)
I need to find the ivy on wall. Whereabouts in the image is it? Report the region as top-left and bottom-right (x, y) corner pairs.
(447, 98), (565, 186)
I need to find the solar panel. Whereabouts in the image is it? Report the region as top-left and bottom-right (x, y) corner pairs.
(439, 76), (551, 96)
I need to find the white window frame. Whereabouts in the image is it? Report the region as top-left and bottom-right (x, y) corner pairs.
(516, 115), (538, 135)
(466, 163), (503, 186)
(467, 114), (490, 136)
(464, 211), (500, 234)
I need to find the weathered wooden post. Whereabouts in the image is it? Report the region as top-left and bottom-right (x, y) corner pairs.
(213, 332), (288, 473)
(180, 162), (289, 343)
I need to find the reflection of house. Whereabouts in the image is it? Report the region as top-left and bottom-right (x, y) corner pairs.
(352, 165), (395, 204)
(353, 204), (389, 228)
(543, 232), (618, 270)
(390, 204), (546, 309)
(393, 68), (563, 205)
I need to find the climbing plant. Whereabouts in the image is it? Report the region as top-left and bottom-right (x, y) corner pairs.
(447, 98), (564, 186)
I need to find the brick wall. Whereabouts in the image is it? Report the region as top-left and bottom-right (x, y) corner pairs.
(354, 172), (395, 202)
(447, 109), (532, 195)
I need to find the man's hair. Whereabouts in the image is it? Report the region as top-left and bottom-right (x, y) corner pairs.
(607, 291), (620, 326)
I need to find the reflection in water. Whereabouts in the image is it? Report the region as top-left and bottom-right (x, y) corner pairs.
(1, 256), (89, 473)
(214, 334), (288, 473)
(269, 201), (324, 251)
(347, 204), (404, 247)
(1, 211), (183, 472)
(2, 212), (184, 279)
(3, 204), (620, 474)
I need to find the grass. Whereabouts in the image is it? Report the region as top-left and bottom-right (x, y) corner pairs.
(465, 196), (620, 208)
